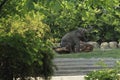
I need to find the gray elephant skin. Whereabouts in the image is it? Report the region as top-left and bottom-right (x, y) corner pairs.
(60, 28), (87, 52)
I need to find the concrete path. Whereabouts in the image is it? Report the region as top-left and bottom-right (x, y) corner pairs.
(51, 75), (85, 80)
(53, 58), (120, 76)
(19, 76), (85, 80)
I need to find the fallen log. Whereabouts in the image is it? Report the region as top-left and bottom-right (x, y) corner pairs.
(53, 47), (70, 54)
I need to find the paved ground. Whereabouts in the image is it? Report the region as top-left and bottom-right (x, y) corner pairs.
(53, 58), (120, 76)
(23, 76), (85, 80)
(51, 75), (85, 80)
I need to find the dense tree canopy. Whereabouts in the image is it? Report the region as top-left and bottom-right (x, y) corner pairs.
(31, 0), (120, 42)
(0, 0), (120, 42)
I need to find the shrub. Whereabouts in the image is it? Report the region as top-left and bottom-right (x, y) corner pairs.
(85, 61), (120, 80)
(0, 11), (54, 80)
(85, 69), (120, 80)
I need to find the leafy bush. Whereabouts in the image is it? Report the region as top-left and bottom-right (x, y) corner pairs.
(85, 61), (120, 80)
(0, 11), (54, 80)
(85, 69), (120, 80)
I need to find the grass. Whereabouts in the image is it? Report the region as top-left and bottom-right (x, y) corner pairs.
(55, 48), (120, 58)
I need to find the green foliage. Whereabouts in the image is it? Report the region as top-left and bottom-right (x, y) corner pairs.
(0, 12), (54, 80)
(85, 61), (120, 80)
(31, 0), (120, 42)
(1, 0), (120, 42)
(85, 69), (120, 80)
(0, 0), (27, 18)
(0, 0), (120, 79)
(83, 0), (120, 42)
(33, 0), (82, 42)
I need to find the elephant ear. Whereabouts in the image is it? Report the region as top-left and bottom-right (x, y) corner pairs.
(78, 28), (88, 34)
(86, 25), (93, 32)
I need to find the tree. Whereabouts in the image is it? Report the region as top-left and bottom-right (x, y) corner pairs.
(31, 0), (120, 42)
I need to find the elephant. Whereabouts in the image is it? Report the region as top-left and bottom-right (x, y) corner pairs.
(60, 28), (88, 52)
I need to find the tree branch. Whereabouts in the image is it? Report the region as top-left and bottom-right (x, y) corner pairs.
(0, 0), (8, 11)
